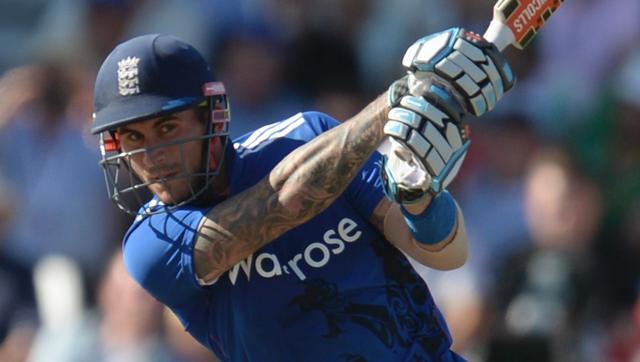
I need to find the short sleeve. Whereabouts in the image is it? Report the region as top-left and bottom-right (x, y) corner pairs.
(123, 207), (209, 310)
(345, 151), (386, 219)
(303, 111), (386, 219)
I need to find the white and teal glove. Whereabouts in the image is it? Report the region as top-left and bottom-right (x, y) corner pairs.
(403, 27), (515, 116)
(382, 79), (469, 203)
(381, 27), (515, 204)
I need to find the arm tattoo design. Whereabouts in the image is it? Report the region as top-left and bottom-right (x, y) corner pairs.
(194, 95), (391, 282)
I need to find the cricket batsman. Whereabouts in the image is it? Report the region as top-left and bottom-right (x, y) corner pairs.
(90, 27), (514, 361)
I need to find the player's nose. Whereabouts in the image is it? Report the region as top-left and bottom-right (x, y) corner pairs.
(138, 129), (172, 161)
(142, 144), (169, 168)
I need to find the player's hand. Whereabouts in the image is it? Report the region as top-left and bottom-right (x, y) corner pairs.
(401, 27), (515, 117)
(382, 81), (470, 204)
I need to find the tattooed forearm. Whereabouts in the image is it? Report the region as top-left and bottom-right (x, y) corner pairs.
(270, 95), (389, 218)
(194, 94), (390, 282)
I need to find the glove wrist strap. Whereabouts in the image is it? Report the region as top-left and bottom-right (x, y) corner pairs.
(400, 190), (457, 245)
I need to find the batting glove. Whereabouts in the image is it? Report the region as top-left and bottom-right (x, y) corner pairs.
(402, 27), (515, 117)
(382, 77), (470, 204)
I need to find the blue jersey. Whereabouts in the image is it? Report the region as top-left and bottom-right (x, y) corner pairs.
(123, 112), (464, 362)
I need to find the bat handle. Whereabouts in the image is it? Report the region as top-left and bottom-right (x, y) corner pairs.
(483, 19), (515, 52)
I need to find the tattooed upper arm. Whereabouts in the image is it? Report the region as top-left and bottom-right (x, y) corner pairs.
(193, 176), (297, 284)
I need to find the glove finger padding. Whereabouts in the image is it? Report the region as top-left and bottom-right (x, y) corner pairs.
(383, 89), (470, 202)
(403, 27), (515, 117)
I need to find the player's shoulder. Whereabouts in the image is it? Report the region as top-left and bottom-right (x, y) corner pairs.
(232, 111), (340, 156)
(225, 111), (342, 193)
(124, 200), (207, 246)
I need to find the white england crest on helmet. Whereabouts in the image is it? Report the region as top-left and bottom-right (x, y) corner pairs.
(117, 56), (141, 96)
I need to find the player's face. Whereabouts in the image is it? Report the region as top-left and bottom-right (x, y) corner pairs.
(117, 109), (208, 204)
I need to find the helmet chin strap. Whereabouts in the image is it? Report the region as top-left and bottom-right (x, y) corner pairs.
(209, 136), (219, 171)
(187, 134), (229, 208)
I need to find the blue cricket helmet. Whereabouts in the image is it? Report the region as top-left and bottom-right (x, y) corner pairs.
(92, 34), (231, 215)
(92, 33), (215, 134)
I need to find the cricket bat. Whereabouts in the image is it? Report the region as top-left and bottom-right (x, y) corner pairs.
(483, 0), (565, 51)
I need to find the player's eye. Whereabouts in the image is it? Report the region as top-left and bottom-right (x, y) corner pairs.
(158, 123), (177, 135)
(117, 130), (144, 151)
(125, 131), (143, 142)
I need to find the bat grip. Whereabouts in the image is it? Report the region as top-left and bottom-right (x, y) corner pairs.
(483, 19), (515, 51)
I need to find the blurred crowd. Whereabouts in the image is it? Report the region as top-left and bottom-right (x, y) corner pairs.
(0, 0), (638, 361)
